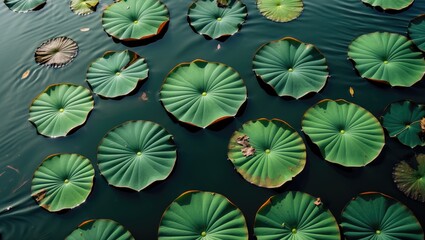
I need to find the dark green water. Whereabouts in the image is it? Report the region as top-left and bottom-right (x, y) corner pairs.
(0, 0), (424, 239)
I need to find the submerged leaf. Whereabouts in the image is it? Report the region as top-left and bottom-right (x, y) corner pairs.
(408, 14), (425, 52)
(393, 154), (425, 202)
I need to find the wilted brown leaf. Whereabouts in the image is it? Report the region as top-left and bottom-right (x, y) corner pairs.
(314, 197), (322, 206)
(242, 146), (255, 157)
(33, 189), (47, 202)
(236, 135), (250, 147)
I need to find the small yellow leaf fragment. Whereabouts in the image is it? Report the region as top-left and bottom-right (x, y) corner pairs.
(420, 118), (425, 133)
(21, 70), (30, 79)
(314, 197), (322, 206)
(349, 87), (354, 97)
(80, 28), (90, 32)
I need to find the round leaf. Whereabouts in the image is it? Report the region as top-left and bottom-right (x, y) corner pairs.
(393, 154), (425, 202)
(256, 0), (303, 22)
(4, 0), (45, 13)
(408, 14), (425, 52)
(66, 219), (134, 240)
(34, 36), (79, 68)
(70, 0), (99, 15)
(361, 0), (413, 11)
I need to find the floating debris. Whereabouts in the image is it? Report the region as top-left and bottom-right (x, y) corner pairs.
(21, 70), (30, 79)
(80, 27), (90, 32)
(349, 87), (354, 97)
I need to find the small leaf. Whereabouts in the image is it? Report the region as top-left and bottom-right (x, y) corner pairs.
(21, 70), (30, 79)
(80, 28), (90, 32)
(349, 87), (354, 97)
(314, 197), (322, 206)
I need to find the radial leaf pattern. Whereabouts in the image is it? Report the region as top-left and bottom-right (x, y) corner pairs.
(34, 36), (79, 68)
(361, 0), (413, 11)
(4, 0), (45, 12)
(256, 0), (303, 22)
(70, 0), (99, 15)
(66, 219), (135, 240)
(408, 14), (425, 52)
(393, 154), (425, 202)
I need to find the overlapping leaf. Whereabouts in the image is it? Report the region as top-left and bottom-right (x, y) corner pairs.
(408, 14), (425, 52)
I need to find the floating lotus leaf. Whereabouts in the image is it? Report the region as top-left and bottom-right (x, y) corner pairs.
(348, 32), (425, 87)
(158, 190), (248, 239)
(253, 37), (329, 99)
(160, 59), (247, 128)
(341, 192), (424, 240)
(255, 191), (340, 240)
(97, 120), (176, 191)
(31, 154), (95, 212)
(301, 99), (385, 167)
(102, 0), (169, 41)
(228, 118), (306, 188)
(256, 0), (303, 23)
(34, 36), (79, 68)
(393, 154), (425, 202)
(29, 84), (94, 138)
(187, 0), (247, 39)
(70, 0), (99, 15)
(408, 15), (425, 52)
(86, 50), (149, 98)
(4, 0), (45, 13)
(361, 0), (413, 11)
(66, 219), (134, 240)
(382, 100), (425, 148)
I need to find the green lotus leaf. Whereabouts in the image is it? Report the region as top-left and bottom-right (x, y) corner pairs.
(86, 50), (149, 98)
(160, 59), (247, 128)
(158, 190), (248, 240)
(348, 32), (425, 87)
(255, 191), (340, 240)
(361, 0), (413, 11)
(97, 120), (176, 191)
(228, 118), (306, 188)
(31, 153), (95, 212)
(253, 37), (329, 99)
(102, 0), (169, 41)
(187, 0), (247, 39)
(301, 99), (385, 167)
(341, 192), (424, 240)
(66, 219), (135, 240)
(408, 14), (425, 52)
(29, 84), (94, 138)
(256, 0), (303, 23)
(4, 0), (45, 13)
(382, 100), (425, 148)
(70, 0), (99, 15)
(34, 36), (79, 68)
(393, 154), (425, 202)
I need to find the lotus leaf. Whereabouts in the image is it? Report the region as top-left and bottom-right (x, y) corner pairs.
(253, 37), (329, 99)
(187, 0), (247, 39)
(70, 0), (99, 15)
(160, 59), (247, 128)
(31, 154), (95, 212)
(256, 0), (303, 22)
(408, 15), (425, 52)
(348, 32), (425, 87)
(102, 0), (169, 41)
(66, 219), (134, 240)
(361, 0), (413, 11)
(4, 0), (45, 13)
(29, 84), (94, 138)
(228, 118), (306, 188)
(86, 50), (149, 98)
(255, 191), (340, 240)
(382, 100), (425, 148)
(97, 120), (176, 191)
(158, 190), (248, 239)
(35, 36), (79, 68)
(393, 154), (425, 202)
(302, 99), (385, 167)
(341, 192), (424, 240)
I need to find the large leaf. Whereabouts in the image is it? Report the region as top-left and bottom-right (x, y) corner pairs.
(253, 37), (329, 99)
(158, 190), (248, 240)
(66, 219), (134, 240)
(228, 118), (306, 188)
(393, 154), (425, 202)
(361, 0), (414, 11)
(4, 0), (45, 13)
(102, 0), (169, 41)
(341, 192), (424, 240)
(255, 191), (340, 240)
(34, 36), (79, 68)
(97, 120), (177, 191)
(70, 0), (99, 15)
(301, 99), (385, 167)
(188, 0), (247, 39)
(256, 0), (303, 22)
(160, 59), (247, 128)
(382, 100), (425, 148)
(86, 50), (149, 98)
(408, 14), (425, 52)
(31, 154), (95, 212)
(348, 32), (425, 87)
(29, 84), (94, 138)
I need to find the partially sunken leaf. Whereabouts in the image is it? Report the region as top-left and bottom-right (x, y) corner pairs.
(66, 219), (134, 240)
(35, 36), (79, 68)
(228, 118), (306, 188)
(97, 120), (177, 191)
(86, 50), (149, 98)
(255, 191), (340, 240)
(348, 32), (425, 87)
(188, 0), (247, 39)
(302, 99), (385, 167)
(341, 192), (424, 240)
(361, 0), (413, 11)
(70, 0), (99, 15)
(29, 84), (94, 138)
(382, 100), (425, 148)
(393, 154), (425, 202)
(158, 190), (248, 240)
(253, 37), (329, 99)
(408, 14), (425, 52)
(160, 59), (247, 128)
(256, 0), (303, 22)
(31, 154), (95, 212)
(4, 0), (45, 13)
(102, 0), (169, 41)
